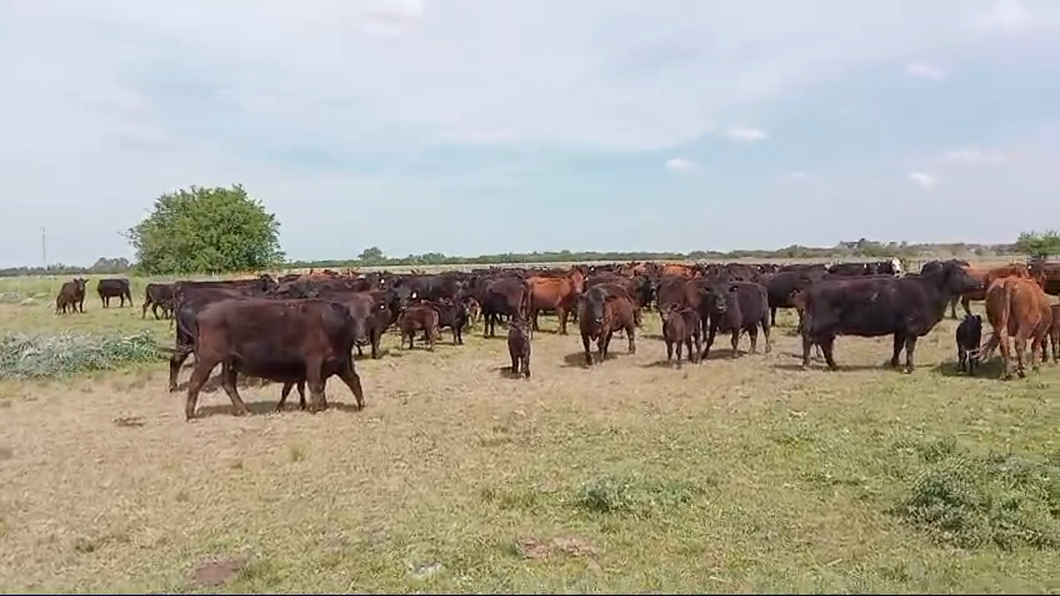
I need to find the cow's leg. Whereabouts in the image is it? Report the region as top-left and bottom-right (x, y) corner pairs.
(371, 330), (382, 359)
(599, 330), (612, 362)
(355, 344), (364, 357)
(702, 325), (717, 361)
(220, 362), (251, 416)
(168, 351), (192, 392)
(558, 307), (568, 335)
(304, 358), (328, 413)
(511, 350), (519, 375)
(531, 307), (540, 332)
(626, 324), (636, 354)
(957, 346), (967, 373)
(1014, 334), (1028, 378)
(141, 299), (150, 319)
(522, 354), (531, 378)
(998, 330), (1013, 380)
(961, 296), (972, 318)
(761, 319), (772, 354)
(184, 357), (219, 421)
(674, 340), (682, 368)
(666, 340), (674, 364)
(949, 296), (959, 319)
(748, 325), (759, 354)
(277, 382), (293, 411)
(902, 336), (918, 373)
(729, 327), (740, 359)
(582, 333), (593, 366)
(889, 334), (904, 368)
(770, 306), (777, 327)
(336, 359), (365, 410)
(820, 335), (839, 371)
(692, 332), (702, 363)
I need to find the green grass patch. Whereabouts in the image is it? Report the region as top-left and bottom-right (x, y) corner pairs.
(0, 330), (163, 379)
(573, 473), (704, 517)
(890, 440), (1060, 550)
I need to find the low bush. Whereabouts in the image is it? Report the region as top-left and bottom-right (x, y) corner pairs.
(890, 444), (1060, 550)
(0, 330), (162, 379)
(574, 473), (703, 517)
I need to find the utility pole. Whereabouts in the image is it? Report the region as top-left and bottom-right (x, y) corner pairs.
(41, 227), (47, 269)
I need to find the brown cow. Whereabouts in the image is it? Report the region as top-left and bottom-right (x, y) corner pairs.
(398, 305), (441, 351)
(577, 285), (637, 366)
(661, 263), (696, 278)
(950, 264), (1032, 319)
(54, 278), (87, 314)
(525, 269), (585, 335)
(979, 277), (1053, 380)
(1030, 260), (1060, 296)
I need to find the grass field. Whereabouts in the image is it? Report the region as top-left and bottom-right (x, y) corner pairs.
(1, 268), (1058, 593)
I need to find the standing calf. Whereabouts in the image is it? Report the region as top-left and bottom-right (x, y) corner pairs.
(661, 306), (701, 367)
(507, 316), (532, 378)
(397, 305), (440, 351)
(955, 314), (983, 375)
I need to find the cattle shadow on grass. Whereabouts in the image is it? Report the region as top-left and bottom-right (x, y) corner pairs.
(560, 351), (621, 368)
(772, 362), (921, 373)
(197, 398), (364, 418)
(931, 357), (1006, 379)
(170, 374), (274, 394)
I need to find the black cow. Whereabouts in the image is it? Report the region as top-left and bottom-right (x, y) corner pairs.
(698, 281), (771, 360)
(183, 298), (366, 420)
(765, 270), (829, 327)
(142, 283), (175, 319)
(429, 297), (469, 345)
(800, 260), (979, 372)
(97, 278), (132, 308)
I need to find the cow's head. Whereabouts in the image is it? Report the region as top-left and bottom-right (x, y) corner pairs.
(75, 278), (88, 291)
(584, 287), (608, 327)
(931, 260), (982, 296)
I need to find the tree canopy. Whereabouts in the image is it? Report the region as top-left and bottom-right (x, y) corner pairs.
(1015, 230), (1060, 260)
(126, 184), (284, 275)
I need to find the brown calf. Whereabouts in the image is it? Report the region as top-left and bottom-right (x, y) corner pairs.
(54, 278), (87, 314)
(979, 277), (1053, 379)
(507, 317), (532, 378)
(398, 305), (441, 351)
(661, 306), (701, 367)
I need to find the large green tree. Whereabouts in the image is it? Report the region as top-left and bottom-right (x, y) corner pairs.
(1015, 230), (1060, 260)
(126, 184), (285, 274)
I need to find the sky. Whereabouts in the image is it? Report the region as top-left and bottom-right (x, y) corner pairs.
(3, 0), (1060, 267)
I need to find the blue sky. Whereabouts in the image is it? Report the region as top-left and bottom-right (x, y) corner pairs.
(3, 0), (1060, 267)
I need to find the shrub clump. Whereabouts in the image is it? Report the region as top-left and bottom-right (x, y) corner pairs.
(890, 446), (1060, 550)
(0, 330), (162, 379)
(574, 473), (703, 517)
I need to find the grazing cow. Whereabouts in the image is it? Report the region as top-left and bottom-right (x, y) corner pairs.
(800, 260), (979, 372)
(978, 277), (1053, 380)
(577, 285), (637, 366)
(480, 276), (531, 338)
(398, 304), (441, 351)
(97, 278), (132, 308)
(142, 282), (174, 319)
(698, 281), (771, 360)
(183, 298), (366, 421)
(661, 306), (701, 367)
(765, 270), (828, 327)
(955, 314), (983, 376)
(507, 316), (532, 378)
(525, 271), (585, 334)
(429, 297), (470, 345)
(54, 278), (87, 314)
(1049, 304), (1060, 363)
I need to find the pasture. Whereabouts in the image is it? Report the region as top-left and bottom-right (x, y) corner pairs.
(1, 267), (1058, 593)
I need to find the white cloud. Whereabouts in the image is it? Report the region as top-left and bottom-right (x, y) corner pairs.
(360, 0), (424, 37)
(906, 61), (946, 80)
(726, 126), (768, 143)
(969, 0), (1038, 35)
(781, 170), (809, 182)
(909, 171), (939, 190)
(943, 149), (1006, 164)
(665, 157), (694, 172)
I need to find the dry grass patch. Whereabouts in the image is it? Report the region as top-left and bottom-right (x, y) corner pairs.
(0, 305), (1058, 592)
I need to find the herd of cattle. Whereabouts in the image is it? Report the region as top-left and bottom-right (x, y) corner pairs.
(49, 257), (1060, 420)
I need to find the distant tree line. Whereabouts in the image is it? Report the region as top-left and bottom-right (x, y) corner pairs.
(2, 182), (1056, 277)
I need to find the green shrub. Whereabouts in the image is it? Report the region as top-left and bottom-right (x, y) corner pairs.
(0, 330), (163, 379)
(574, 473), (703, 517)
(890, 447), (1060, 550)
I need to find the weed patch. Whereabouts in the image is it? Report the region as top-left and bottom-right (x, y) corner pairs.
(890, 442), (1060, 550)
(0, 330), (162, 379)
(573, 473), (704, 517)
